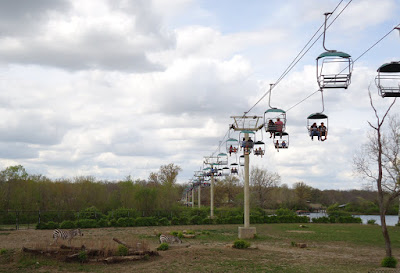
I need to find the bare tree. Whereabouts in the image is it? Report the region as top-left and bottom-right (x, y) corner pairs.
(250, 167), (280, 209)
(215, 176), (241, 207)
(353, 92), (398, 258)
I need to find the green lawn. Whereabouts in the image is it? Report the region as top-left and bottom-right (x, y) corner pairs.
(0, 223), (399, 273)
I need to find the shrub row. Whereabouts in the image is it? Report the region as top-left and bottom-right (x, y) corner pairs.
(311, 216), (362, 224)
(36, 214), (312, 229)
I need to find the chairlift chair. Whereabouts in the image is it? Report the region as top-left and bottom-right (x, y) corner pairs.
(316, 12), (353, 90)
(217, 153), (228, 166)
(264, 84), (287, 138)
(253, 140), (265, 156)
(264, 108), (287, 138)
(239, 130), (255, 154)
(307, 113), (328, 141)
(230, 163), (239, 175)
(316, 51), (353, 89)
(222, 166), (230, 176)
(226, 138), (239, 156)
(239, 155), (245, 167)
(203, 167), (212, 177)
(375, 62), (400, 97)
(272, 132), (289, 149)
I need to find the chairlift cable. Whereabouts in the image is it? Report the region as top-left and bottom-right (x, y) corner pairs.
(275, 0), (344, 85)
(202, 3), (398, 174)
(244, 0), (352, 117)
(285, 23), (400, 113)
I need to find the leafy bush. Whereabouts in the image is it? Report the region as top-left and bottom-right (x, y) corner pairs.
(226, 216), (243, 224)
(170, 231), (178, 236)
(109, 219), (117, 227)
(77, 206), (103, 220)
(171, 217), (180, 225)
(178, 216), (189, 225)
(189, 215), (203, 225)
(250, 215), (264, 224)
(336, 216), (362, 224)
(108, 208), (138, 220)
(202, 218), (213, 225)
(265, 215), (278, 223)
(157, 243), (169, 251)
(381, 256), (398, 268)
(327, 204), (351, 218)
(158, 217), (170, 226)
(312, 217), (330, 223)
(46, 221), (59, 229)
(328, 210), (351, 218)
(367, 219), (376, 225)
(78, 251), (88, 263)
(117, 245), (129, 256)
(97, 218), (109, 227)
(275, 208), (296, 217)
(233, 239), (250, 249)
(0, 249), (8, 255)
(135, 217), (157, 226)
(177, 231), (184, 239)
(36, 222), (47, 229)
(264, 215), (309, 224)
(187, 208), (209, 218)
(60, 220), (76, 229)
(76, 219), (98, 228)
(116, 217), (129, 227)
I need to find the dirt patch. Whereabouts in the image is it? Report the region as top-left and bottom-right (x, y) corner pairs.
(0, 225), (396, 273)
(286, 230), (315, 233)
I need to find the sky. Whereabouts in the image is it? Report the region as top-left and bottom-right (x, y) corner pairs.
(0, 0), (399, 190)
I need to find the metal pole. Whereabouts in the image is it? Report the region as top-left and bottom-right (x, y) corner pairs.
(211, 172), (215, 218)
(244, 132), (250, 228)
(198, 185), (201, 208)
(192, 187), (194, 207)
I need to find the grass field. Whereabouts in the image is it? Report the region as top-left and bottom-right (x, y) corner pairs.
(1, 223), (400, 272)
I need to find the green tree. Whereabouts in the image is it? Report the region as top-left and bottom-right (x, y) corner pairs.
(293, 182), (312, 209)
(158, 163), (182, 186)
(0, 165), (29, 210)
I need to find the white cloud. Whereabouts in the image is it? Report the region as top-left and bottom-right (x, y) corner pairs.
(0, 0), (399, 190)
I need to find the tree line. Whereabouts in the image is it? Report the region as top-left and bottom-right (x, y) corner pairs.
(0, 164), (396, 215)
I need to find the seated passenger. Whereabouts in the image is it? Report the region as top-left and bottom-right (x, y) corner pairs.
(274, 118), (284, 138)
(319, 122), (327, 141)
(267, 120), (276, 138)
(310, 122), (320, 141)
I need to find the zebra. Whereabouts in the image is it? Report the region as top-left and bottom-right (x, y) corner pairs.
(159, 234), (182, 244)
(52, 228), (83, 245)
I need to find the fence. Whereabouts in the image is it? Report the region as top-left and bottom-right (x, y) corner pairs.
(0, 210), (78, 230)
(0, 208), (265, 230)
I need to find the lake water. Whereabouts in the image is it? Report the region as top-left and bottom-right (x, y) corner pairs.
(308, 212), (399, 226)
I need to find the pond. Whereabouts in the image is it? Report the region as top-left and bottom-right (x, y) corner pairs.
(308, 212), (399, 226)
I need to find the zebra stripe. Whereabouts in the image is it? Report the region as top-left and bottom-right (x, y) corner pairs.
(52, 228), (83, 245)
(159, 234), (182, 244)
